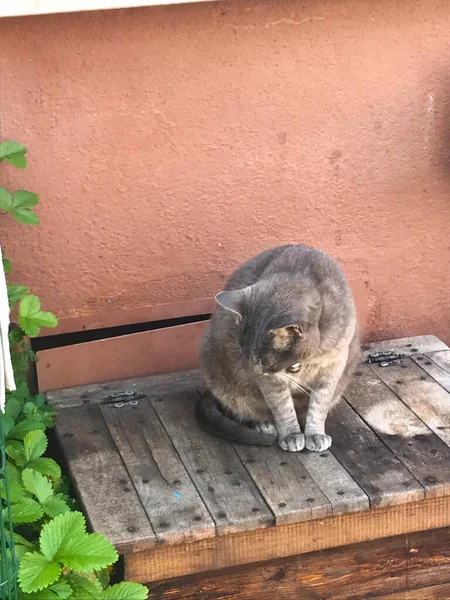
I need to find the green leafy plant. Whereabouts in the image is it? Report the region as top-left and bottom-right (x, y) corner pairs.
(1, 141), (148, 599)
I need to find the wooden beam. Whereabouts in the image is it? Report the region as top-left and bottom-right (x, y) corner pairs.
(125, 495), (450, 583)
(146, 527), (450, 600)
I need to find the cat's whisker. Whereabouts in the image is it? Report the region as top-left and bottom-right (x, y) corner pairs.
(283, 373), (312, 395)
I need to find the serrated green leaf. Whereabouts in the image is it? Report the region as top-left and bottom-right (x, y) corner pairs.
(9, 326), (25, 345)
(102, 582), (149, 600)
(8, 497), (44, 523)
(19, 295), (57, 337)
(59, 533), (118, 573)
(23, 469), (54, 504)
(18, 578), (73, 600)
(7, 284), (30, 307)
(0, 186), (13, 211)
(9, 530), (35, 548)
(19, 552), (61, 593)
(5, 396), (23, 419)
(12, 189), (39, 209)
(43, 495), (70, 518)
(66, 574), (102, 599)
(24, 430), (48, 462)
(32, 394), (47, 408)
(0, 141), (27, 166)
(20, 295), (41, 317)
(9, 378), (30, 403)
(11, 348), (31, 372)
(2, 256), (12, 273)
(1, 479), (26, 503)
(2, 413), (15, 438)
(48, 580), (73, 599)
(6, 440), (26, 467)
(12, 208), (40, 225)
(15, 543), (30, 563)
(30, 458), (61, 480)
(7, 152), (27, 168)
(40, 511), (87, 561)
(9, 416), (47, 440)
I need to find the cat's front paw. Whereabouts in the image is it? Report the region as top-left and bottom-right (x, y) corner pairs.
(278, 432), (305, 452)
(305, 433), (332, 452)
(253, 421), (278, 436)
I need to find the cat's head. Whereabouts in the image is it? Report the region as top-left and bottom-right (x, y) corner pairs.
(215, 284), (321, 376)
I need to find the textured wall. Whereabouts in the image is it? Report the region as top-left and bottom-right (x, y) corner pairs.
(1, 0), (449, 343)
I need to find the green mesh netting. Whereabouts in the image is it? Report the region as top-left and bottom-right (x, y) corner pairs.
(0, 411), (18, 600)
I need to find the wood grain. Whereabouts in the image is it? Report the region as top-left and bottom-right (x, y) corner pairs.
(372, 583), (450, 599)
(427, 349), (450, 373)
(100, 401), (215, 545)
(363, 335), (448, 360)
(151, 391), (274, 534)
(328, 401), (424, 507)
(297, 449), (369, 516)
(147, 528), (450, 600)
(55, 405), (156, 553)
(233, 443), (331, 525)
(346, 365), (450, 497)
(47, 369), (204, 410)
(413, 352), (450, 393)
(370, 358), (450, 448)
(125, 495), (450, 582)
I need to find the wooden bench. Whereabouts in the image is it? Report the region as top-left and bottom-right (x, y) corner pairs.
(48, 335), (450, 599)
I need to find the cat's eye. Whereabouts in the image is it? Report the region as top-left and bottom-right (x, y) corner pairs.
(287, 363), (301, 373)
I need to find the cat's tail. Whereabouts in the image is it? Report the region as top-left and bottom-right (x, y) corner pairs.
(195, 391), (278, 446)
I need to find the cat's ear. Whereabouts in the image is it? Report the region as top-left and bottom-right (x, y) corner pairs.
(270, 324), (302, 349)
(215, 289), (246, 320)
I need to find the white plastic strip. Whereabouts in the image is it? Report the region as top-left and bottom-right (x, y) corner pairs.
(0, 0), (216, 18)
(0, 246), (16, 413)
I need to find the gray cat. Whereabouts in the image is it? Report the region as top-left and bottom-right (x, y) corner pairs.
(198, 244), (360, 452)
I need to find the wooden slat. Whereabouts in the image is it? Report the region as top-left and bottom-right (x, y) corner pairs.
(125, 494), (450, 583)
(346, 365), (450, 497)
(147, 528), (450, 600)
(38, 321), (207, 392)
(374, 583), (450, 600)
(55, 405), (156, 552)
(412, 353), (450, 393)
(233, 444), (331, 525)
(100, 401), (215, 545)
(363, 335), (448, 360)
(427, 349), (450, 373)
(47, 369), (204, 410)
(327, 401), (424, 507)
(151, 391), (274, 534)
(297, 450), (369, 515)
(370, 358), (450, 448)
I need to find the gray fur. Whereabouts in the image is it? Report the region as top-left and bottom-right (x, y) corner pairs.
(199, 244), (360, 452)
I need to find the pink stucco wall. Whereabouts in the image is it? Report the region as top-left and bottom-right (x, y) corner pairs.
(1, 0), (449, 343)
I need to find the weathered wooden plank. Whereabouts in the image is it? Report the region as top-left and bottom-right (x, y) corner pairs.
(146, 528), (450, 600)
(125, 495), (450, 583)
(427, 349), (450, 373)
(55, 405), (156, 552)
(370, 358), (450, 448)
(100, 401), (215, 545)
(346, 365), (450, 497)
(362, 335), (448, 360)
(327, 401), (424, 507)
(47, 369), (204, 410)
(233, 444), (331, 525)
(151, 391), (274, 534)
(373, 583), (450, 600)
(412, 353), (450, 393)
(297, 450), (369, 516)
